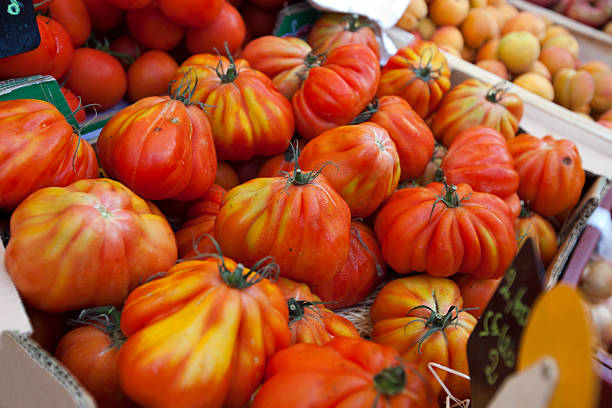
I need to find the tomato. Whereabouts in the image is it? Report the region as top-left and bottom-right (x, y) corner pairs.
(257, 138), (306, 178)
(239, 1), (277, 38)
(185, 2), (246, 55)
(82, 0), (124, 31)
(242, 36), (312, 100)
(293, 44), (380, 140)
(45, 18), (74, 80)
(253, 337), (438, 408)
(49, 0), (92, 47)
(158, 0), (223, 27)
(65, 48), (127, 111)
(378, 41), (451, 119)
(126, 5), (185, 51)
(516, 202), (559, 266)
(308, 13), (380, 59)
(357, 95), (435, 181)
(0, 99), (98, 211)
(173, 53), (294, 160)
(431, 79), (524, 147)
(276, 277), (359, 345)
(371, 275), (476, 399)
(97, 93), (217, 201)
(0, 17), (57, 79)
(299, 123), (400, 217)
(61, 87), (87, 122)
(215, 161), (240, 190)
(454, 275), (501, 319)
(508, 133), (585, 217)
(104, 0), (152, 9)
(55, 308), (134, 408)
(441, 126), (519, 200)
(214, 163), (351, 287)
(126, 50), (178, 102)
(175, 184), (226, 259)
(118, 257), (290, 408)
(6, 178), (177, 312)
(311, 221), (386, 310)
(110, 34), (142, 68)
(375, 181), (517, 278)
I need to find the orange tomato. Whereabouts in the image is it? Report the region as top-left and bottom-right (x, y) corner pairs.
(126, 5), (185, 51)
(185, 2), (246, 55)
(49, 0), (92, 47)
(126, 50), (178, 102)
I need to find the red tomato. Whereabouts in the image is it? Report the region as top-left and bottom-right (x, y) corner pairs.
(454, 274), (501, 319)
(508, 133), (585, 217)
(97, 95), (217, 201)
(241, 36), (312, 100)
(308, 13), (380, 59)
(118, 257), (290, 408)
(6, 178), (177, 312)
(214, 161), (240, 190)
(239, 1), (277, 38)
(0, 99), (98, 211)
(45, 18), (74, 80)
(126, 50), (178, 102)
(126, 5), (185, 51)
(172, 53), (294, 160)
(276, 277), (360, 345)
(0, 17), (57, 79)
(375, 181), (517, 278)
(253, 337), (438, 408)
(61, 87), (87, 122)
(311, 221), (386, 310)
(293, 44), (380, 139)
(175, 184), (226, 259)
(81, 0), (124, 31)
(49, 0), (92, 47)
(110, 34), (142, 68)
(378, 41), (451, 119)
(516, 203), (559, 266)
(65, 48), (127, 110)
(214, 168), (351, 287)
(104, 0), (152, 9)
(185, 2), (246, 55)
(158, 0), (223, 27)
(299, 123), (401, 217)
(363, 95), (436, 180)
(441, 126), (520, 199)
(371, 275), (476, 399)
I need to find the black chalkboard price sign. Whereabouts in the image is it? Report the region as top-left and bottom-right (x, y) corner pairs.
(0, 0), (40, 58)
(467, 238), (545, 408)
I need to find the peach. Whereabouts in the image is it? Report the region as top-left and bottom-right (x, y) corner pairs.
(513, 72), (555, 100)
(476, 59), (510, 79)
(580, 60), (611, 76)
(461, 8), (500, 49)
(541, 33), (579, 58)
(475, 39), (499, 61)
(591, 72), (612, 112)
(498, 31), (540, 74)
(530, 60), (552, 80)
(502, 12), (546, 40)
(417, 17), (437, 40)
(538, 46), (576, 77)
(430, 0), (470, 26)
(431, 25), (464, 52)
(553, 68), (595, 110)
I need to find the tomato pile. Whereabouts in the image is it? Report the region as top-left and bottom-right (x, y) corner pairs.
(0, 3), (591, 408)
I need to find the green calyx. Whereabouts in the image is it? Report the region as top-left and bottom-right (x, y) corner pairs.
(68, 306), (126, 349)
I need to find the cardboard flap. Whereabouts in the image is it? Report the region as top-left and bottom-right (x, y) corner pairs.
(0, 332), (96, 408)
(0, 243), (31, 335)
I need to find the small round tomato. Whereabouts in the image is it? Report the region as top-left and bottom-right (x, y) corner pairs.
(158, 0), (223, 27)
(45, 18), (74, 80)
(185, 2), (246, 55)
(49, 0), (92, 47)
(126, 5), (185, 51)
(82, 0), (124, 31)
(65, 48), (127, 110)
(127, 50), (178, 102)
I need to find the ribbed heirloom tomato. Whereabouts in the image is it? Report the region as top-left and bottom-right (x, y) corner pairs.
(214, 156), (351, 287)
(252, 337), (438, 408)
(299, 122), (400, 217)
(292, 43), (380, 139)
(308, 13), (380, 59)
(375, 181), (517, 279)
(118, 257), (290, 408)
(97, 79), (217, 201)
(172, 52), (294, 161)
(276, 277), (359, 345)
(5, 178), (177, 312)
(378, 41), (451, 119)
(0, 99), (98, 211)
